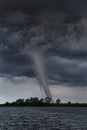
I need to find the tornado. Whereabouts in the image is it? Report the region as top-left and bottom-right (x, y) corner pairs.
(30, 51), (53, 101)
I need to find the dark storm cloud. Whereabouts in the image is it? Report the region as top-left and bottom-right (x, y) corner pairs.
(46, 56), (87, 86)
(0, 0), (87, 87)
(0, 0), (87, 27)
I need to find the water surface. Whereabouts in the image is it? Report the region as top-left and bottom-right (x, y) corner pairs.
(0, 107), (87, 130)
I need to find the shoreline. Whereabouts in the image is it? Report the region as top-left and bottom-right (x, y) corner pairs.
(0, 104), (87, 107)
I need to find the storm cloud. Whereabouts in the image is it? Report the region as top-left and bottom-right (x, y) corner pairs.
(0, 0), (87, 88)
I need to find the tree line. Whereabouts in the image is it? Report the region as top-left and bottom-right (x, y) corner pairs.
(0, 97), (87, 107)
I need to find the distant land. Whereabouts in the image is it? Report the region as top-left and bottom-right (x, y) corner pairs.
(0, 97), (87, 107)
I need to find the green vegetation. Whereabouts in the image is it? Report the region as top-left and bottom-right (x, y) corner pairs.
(0, 97), (87, 107)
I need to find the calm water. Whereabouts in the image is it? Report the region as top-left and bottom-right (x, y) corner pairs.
(0, 107), (87, 130)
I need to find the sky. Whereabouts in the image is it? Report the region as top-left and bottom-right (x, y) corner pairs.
(0, 0), (87, 103)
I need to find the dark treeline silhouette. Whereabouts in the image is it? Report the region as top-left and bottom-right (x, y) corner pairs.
(0, 97), (87, 107)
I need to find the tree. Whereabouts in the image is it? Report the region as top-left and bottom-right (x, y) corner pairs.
(56, 99), (61, 105)
(25, 99), (31, 106)
(16, 99), (24, 105)
(68, 101), (71, 105)
(29, 97), (39, 106)
(25, 99), (30, 103)
(5, 102), (10, 106)
(45, 97), (51, 104)
(39, 98), (44, 104)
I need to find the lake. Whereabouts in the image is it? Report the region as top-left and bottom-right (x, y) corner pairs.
(0, 107), (87, 130)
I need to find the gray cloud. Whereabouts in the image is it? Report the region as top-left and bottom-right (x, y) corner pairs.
(0, 0), (87, 87)
(46, 56), (87, 86)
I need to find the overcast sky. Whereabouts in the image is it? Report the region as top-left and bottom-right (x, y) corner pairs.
(0, 0), (87, 103)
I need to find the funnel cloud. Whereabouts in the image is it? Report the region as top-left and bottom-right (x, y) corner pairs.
(30, 51), (52, 99)
(23, 48), (53, 100)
